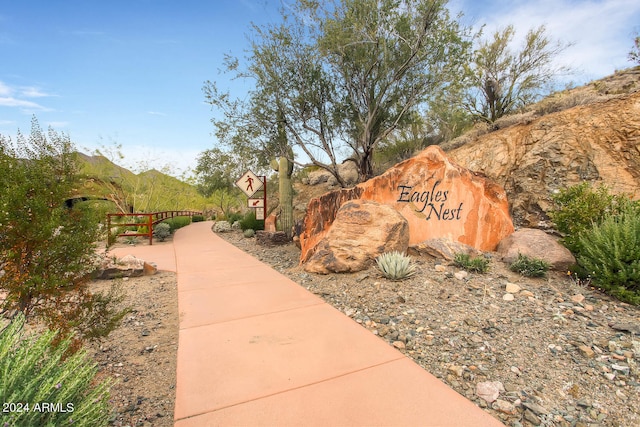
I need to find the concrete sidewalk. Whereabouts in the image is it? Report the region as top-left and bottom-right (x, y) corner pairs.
(112, 221), (503, 426)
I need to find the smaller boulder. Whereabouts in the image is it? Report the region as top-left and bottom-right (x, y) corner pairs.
(264, 212), (278, 232)
(256, 231), (290, 246)
(497, 228), (575, 271)
(408, 238), (479, 261)
(94, 255), (156, 279)
(303, 200), (409, 274)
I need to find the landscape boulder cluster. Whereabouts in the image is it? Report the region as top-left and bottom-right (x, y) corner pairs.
(297, 82), (640, 275)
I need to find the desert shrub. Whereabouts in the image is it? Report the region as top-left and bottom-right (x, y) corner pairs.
(376, 251), (416, 281)
(227, 212), (243, 224)
(213, 220), (231, 233)
(549, 183), (636, 254)
(154, 222), (171, 242)
(509, 253), (550, 278)
(162, 216), (191, 232)
(191, 214), (205, 222)
(243, 229), (256, 238)
(577, 206), (640, 305)
(239, 210), (264, 231)
(492, 111), (537, 130)
(136, 225), (148, 234)
(532, 90), (604, 116)
(0, 314), (112, 426)
(0, 119), (127, 347)
(453, 253), (490, 273)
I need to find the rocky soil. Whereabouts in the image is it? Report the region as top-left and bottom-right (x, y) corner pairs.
(87, 270), (178, 427)
(219, 229), (640, 427)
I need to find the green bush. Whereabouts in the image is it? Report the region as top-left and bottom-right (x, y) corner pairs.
(153, 222), (171, 242)
(453, 253), (490, 273)
(239, 211), (264, 231)
(191, 215), (205, 222)
(227, 212), (243, 224)
(162, 216), (191, 232)
(509, 253), (550, 278)
(1, 119), (126, 345)
(0, 314), (112, 426)
(549, 183), (636, 253)
(577, 206), (640, 304)
(376, 251), (416, 281)
(243, 229), (256, 238)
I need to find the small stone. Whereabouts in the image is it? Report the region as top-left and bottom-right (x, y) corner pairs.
(604, 373), (616, 381)
(392, 341), (406, 350)
(524, 409), (542, 425)
(448, 365), (464, 377)
(454, 271), (468, 280)
(505, 283), (521, 293)
(434, 264), (447, 272)
(611, 364), (630, 374)
(521, 290), (534, 297)
(522, 401), (549, 415)
(493, 398), (517, 415)
(576, 398), (591, 408)
(503, 293), (515, 301)
(578, 345), (595, 358)
(571, 294), (585, 304)
(476, 381), (504, 403)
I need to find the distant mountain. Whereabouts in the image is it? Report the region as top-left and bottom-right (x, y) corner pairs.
(74, 153), (206, 213)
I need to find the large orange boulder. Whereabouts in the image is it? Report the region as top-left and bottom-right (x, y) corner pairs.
(299, 146), (514, 264)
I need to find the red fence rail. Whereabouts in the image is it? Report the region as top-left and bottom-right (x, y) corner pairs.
(107, 210), (203, 245)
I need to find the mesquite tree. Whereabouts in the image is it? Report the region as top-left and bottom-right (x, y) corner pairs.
(464, 25), (571, 123)
(204, 0), (471, 184)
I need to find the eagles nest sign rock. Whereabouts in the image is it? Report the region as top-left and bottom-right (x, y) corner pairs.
(299, 146), (514, 267)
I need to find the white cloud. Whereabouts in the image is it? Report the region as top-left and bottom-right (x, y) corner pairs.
(0, 97), (49, 110)
(0, 81), (54, 112)
(0, 81), (13, 96)
(21, 86), (55, 98)
(147, 111), (167, 116)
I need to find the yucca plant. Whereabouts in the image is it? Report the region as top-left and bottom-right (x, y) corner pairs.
(376, 251), (416, 281)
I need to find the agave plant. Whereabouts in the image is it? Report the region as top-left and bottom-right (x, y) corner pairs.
(376, 251), (416, 281)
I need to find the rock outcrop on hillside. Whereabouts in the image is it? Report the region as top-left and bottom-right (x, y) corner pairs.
(447, 90), (640, 228)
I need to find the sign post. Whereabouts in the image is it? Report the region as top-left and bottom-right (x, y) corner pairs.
(236, 170), (267, 221)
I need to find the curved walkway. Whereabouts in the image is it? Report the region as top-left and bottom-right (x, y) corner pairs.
(111, 221), (503, 426)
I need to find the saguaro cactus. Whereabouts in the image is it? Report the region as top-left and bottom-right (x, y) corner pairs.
(271, 156), (294, 238)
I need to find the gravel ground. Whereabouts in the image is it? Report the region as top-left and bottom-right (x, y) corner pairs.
(87, 270), (178, 427)
(218, 229), (640, 427)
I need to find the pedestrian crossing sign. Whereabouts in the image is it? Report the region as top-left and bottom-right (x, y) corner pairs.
(235, 170), (263, 197)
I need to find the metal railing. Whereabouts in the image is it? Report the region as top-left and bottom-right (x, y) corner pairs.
(106, 210), (202, 245)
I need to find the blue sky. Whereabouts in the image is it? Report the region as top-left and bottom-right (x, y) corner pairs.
(1, 0), (639, 177)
